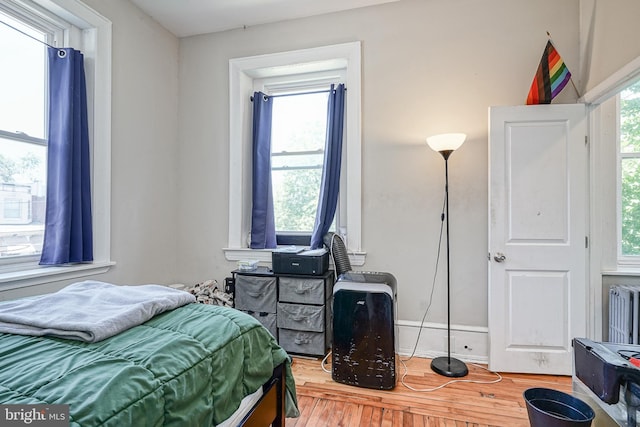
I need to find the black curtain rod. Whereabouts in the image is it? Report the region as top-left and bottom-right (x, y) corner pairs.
(0, 19), (59, 51)
(250, 87), (345, 102)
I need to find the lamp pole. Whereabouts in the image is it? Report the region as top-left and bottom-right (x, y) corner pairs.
(445, 155), (452, 365)
(429, 146), (468, 378)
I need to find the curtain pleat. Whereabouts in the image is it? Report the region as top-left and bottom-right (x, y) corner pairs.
(310, 84), (346, 249)
(40, 48), (93, 265)
(250, 92), (277, 249)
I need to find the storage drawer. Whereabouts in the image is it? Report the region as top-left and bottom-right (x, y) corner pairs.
(277, 303), (324, 332)
(235, 275), (277, 312)
(278, 329), (326, 356)
(242, 310), (277, 339)
(278, 277), (326, 304)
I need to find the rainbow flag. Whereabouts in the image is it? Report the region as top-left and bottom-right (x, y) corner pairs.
(526, 40), (571, 105)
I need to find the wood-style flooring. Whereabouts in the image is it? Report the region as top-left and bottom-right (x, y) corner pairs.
(285, 355), (572, 427)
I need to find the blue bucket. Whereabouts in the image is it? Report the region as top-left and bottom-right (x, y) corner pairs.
(524, 388), (595, 427)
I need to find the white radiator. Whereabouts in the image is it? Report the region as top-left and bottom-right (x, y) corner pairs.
(609, 285), (640, 344)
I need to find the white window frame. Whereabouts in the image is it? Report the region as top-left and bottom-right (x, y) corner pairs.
(0, 0), (113, 289)
(226, 42), (365, 265)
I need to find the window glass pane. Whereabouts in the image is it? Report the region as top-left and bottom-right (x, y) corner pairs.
(621, 157), (640, 256)
(271, 93), (327, 153)
(620, 80), (640, 154)
(271, 92), (328, 234)
(272, 168), (321, 232)
(0, 13), (48, 259)
(0, 13), (47, 139)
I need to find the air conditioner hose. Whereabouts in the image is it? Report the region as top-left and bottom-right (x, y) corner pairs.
(323, 232), (351, 276)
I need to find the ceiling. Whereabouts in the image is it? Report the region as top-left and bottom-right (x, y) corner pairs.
(129, 0), (400, 38)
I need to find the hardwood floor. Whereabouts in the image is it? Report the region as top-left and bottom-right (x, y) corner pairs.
(286, 355), (572, 426)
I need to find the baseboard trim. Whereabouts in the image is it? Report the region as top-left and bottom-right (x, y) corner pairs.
(397, 320), (489, 364)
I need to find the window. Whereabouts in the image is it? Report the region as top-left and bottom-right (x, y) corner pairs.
(227, 42), (364, 265)
(0, 0), (112, 286)
(0, 10), (50, 259)
(265, 84), (339, 245)
(619, 80), (640, 259)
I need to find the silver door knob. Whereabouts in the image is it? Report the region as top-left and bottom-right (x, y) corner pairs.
(493, 253), (506, 263)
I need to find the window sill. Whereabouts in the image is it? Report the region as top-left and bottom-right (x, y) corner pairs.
(602, 268), (640, 277)
(223, 248), (366, 266)
(0, 261), (115, 291)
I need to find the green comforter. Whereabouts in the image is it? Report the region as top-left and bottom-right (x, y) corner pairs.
(0, 303), (298, 426)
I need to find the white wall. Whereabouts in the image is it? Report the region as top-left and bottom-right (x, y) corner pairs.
(581, 0), (640, 94)
(176, 0), (581, 355)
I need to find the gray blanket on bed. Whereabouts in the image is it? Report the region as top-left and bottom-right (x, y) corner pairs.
(0, 280), (196, 342)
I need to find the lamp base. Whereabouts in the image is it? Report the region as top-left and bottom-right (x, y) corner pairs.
(431, 356), (468, 378)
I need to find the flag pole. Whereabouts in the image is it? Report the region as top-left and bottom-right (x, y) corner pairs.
(569, 77), (581, 98)
(546, 31), (581, 98)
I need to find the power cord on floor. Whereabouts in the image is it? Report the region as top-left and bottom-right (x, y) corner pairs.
(399, 356), (502, 392)
(321, 351), (332, 373)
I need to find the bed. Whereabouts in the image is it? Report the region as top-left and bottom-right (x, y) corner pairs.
(0, 282), (298, 426)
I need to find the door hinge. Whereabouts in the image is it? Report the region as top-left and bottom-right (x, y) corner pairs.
(585, 236), (589, 248)
(585, 135), (588, 146)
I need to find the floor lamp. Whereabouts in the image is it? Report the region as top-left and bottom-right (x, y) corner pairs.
(426, 133), (469, 378)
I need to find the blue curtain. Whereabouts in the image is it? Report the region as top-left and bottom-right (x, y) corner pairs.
(310, 84), (346, 249)
(250, 92), (277, 249)
(40, 48), (93, 265)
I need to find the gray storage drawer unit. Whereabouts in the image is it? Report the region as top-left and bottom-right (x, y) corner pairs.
(277, 303), (324, 332)
(279, 329), (326, 356)
(235, 274), (277, 312)
(279, 277), (328, 305)
(232, 268), (334, 356)
(233, 269), (278, 339)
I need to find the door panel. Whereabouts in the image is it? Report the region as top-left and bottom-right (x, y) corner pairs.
(508, 271), (568, 348)
(508, 123), (568, 241)
(488, 104), (586, 375)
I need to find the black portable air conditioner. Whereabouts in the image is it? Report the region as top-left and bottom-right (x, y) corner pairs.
(331, 271), (397, 390)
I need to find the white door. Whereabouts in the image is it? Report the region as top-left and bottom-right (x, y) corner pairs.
(488, 104), (587, 375)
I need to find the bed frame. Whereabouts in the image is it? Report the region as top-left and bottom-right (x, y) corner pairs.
(239, 362), (286, 427)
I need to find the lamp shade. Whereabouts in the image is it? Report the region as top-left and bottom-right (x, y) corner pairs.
(426, 133), (466, 153)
